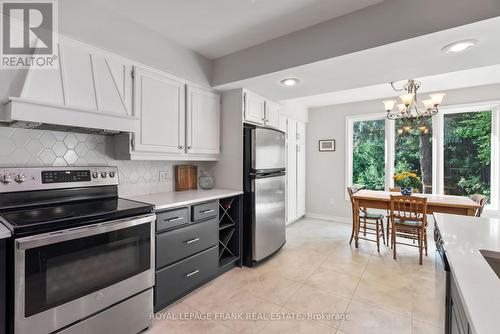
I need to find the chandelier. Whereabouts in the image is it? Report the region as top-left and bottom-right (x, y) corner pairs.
(382, 80), (445, 120)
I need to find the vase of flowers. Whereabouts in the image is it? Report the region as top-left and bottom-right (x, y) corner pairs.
(393, 172), (421, 195)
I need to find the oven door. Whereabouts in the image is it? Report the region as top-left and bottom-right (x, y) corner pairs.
(14, 214), (155, 334)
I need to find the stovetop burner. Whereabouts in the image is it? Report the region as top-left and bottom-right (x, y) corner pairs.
(0, 197), (153, 236)
(0, 166), (154, 237)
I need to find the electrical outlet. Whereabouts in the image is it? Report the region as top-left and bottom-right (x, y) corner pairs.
(159, 171), (168, 183)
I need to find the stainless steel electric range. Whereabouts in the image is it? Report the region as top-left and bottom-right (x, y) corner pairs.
(0, 167), (156, 334)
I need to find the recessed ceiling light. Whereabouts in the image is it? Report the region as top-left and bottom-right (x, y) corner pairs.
(441, 39), (477, 53)
(280, 78), (299, 87)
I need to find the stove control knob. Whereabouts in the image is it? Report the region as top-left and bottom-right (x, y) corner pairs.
(0, 174), (13, 184)
(92, 172), (99, 179)
(100, 171), (108, 178)
(109, 171), (116, 178)
(14, 174), (26, 183)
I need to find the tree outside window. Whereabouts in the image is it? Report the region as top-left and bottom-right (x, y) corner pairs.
(444, 110), (491, 199)
(395, 118), (433, 193)
(352, 119), (385, 190)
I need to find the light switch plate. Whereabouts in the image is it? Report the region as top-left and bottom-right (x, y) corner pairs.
(159, 171), (168, 183)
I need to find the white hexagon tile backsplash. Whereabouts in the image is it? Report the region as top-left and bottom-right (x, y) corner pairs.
(0, 127), (215, 197)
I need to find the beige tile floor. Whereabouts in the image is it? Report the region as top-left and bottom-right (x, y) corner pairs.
(146, 218), (445, 334)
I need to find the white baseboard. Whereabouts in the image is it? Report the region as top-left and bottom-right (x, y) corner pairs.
(304, 212), (351, 225)
(286, 214), (305, 225)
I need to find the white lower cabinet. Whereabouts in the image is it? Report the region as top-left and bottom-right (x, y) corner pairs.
(286, 118), (306, 224)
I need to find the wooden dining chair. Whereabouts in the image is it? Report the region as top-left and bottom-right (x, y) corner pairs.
(389, 195), (428, 265)
(386, 187), (420, 243)
(470, 194), (488, 217)
(347, 186), (385, 252)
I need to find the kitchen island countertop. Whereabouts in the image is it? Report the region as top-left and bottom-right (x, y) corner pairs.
(434, 213), (500, 334)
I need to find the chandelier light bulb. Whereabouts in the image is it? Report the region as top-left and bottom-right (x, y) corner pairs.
(399, 93), (414, 106)
(429, 93), (446, 105)
(397, 104), (406, 112)
(383, 100), (397, 111)
(423, 99), (435, 110)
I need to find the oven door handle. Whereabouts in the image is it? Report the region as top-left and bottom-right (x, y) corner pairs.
(16, 214), (156, 250)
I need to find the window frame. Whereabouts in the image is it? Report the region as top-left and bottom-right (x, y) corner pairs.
(345, 113), (390, 200)
(345, 101), (500, 211)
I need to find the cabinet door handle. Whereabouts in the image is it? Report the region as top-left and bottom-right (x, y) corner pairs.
(185, 237), (200, 244)
(187, 146), (192, 150)
(164, 216), (183, 223)
(178, 145), (184, 150)
(200, 209), (215, 214)
(186, 269), (200, 278)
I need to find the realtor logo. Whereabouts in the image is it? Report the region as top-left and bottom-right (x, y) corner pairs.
(1, 0), (58, 69)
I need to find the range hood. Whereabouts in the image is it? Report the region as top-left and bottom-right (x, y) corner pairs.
(1, 37), (139, 134)
(2, 97), (135, 135)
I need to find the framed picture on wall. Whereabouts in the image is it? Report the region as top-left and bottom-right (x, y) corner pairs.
(319, 139), (335, 152)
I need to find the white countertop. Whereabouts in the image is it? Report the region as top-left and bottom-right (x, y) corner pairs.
(126, 189), (243, 211)
(434, 213), (500, 334)
(0, 222), (11, 239)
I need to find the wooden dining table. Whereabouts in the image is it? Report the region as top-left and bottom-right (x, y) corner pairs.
(351, 190), (480, 248)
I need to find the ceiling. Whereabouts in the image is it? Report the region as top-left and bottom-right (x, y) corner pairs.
(288, 65), (500, 108)
(92, 0), (383, 59)
(213, 16), (500, 107)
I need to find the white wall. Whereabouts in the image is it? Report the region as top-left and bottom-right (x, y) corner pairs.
(281, 101), (309, 123)
(305, 83), (500, 221)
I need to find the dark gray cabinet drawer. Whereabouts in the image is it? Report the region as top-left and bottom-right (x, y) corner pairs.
(155, 246), (218, 311)
(192, 201), (218, 221)
(156, 218), (218, 269)
(156, 207), (189, 232)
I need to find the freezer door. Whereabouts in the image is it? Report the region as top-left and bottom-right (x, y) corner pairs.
(253, 174), (286, 261)
(253, 128), (285, 171)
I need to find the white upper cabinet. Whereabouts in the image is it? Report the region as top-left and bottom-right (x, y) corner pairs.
(264, 101), (281, 129)
(244, 91), (265, 125)
(186, 86), (220, 155)
(243, 90), (283, 129)
(132, 67), (186, 154)
(278, 113), (287, 133)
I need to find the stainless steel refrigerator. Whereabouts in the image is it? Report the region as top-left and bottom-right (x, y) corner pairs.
(243, 125), (286, 266)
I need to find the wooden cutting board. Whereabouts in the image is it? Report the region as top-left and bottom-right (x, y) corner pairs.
(175, 165), (198, 191)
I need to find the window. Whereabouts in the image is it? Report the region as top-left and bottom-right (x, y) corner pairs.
(395, 118), (433, 193)
(346, 103), (499, 209)
(443, 110), (491, 198)
(351, 119), (385, 190)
